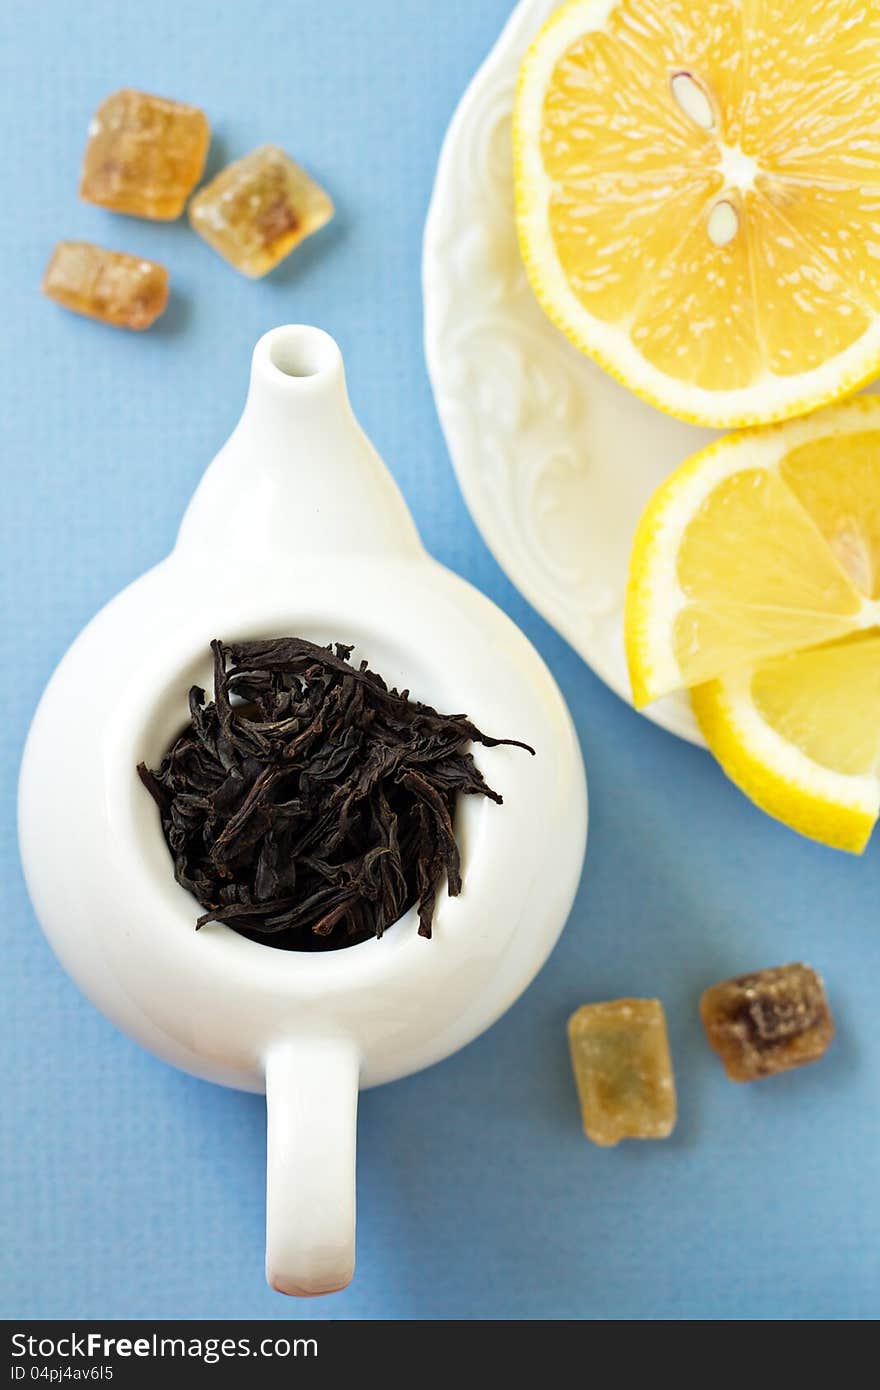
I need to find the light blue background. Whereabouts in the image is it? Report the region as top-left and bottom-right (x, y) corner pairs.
(2, 0), (878, 1322)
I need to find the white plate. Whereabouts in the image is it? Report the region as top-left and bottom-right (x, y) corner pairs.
(423, 0), (718, 745)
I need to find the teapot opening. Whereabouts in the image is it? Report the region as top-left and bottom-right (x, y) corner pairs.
(126, 624), (493, 960)
(266, 324), (338, 379)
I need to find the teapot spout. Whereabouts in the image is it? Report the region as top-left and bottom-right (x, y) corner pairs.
(176, 325), (423, 563)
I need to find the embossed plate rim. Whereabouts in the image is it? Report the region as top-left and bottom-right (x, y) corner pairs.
(422, 0), (704, 745)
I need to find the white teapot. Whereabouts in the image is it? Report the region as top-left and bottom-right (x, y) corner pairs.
(19, 326), (587, 1296)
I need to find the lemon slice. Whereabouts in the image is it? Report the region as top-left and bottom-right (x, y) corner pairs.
(692, 636), (880, 852)
(625, 397), (880, 850)
(514, 0), (880, 427)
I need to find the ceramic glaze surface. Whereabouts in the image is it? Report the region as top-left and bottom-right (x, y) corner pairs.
(19, 326), (587, 1296)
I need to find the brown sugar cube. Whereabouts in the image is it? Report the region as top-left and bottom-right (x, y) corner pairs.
(42, 242), (169, 330)
(700, 963), (834, 1082)
(567, 999), (676, 1147)
(80, 89), (210, 220)
(188, 144), (333, 278)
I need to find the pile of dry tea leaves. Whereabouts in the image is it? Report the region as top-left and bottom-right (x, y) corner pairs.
(138, 637), (532, 950)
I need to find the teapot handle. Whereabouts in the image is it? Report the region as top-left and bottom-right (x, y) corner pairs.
(264, 1034), (359, 1296)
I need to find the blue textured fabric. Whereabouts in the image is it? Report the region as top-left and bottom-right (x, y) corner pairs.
(2, 0), (878, 1321)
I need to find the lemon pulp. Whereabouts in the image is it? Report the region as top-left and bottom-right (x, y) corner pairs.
(625, 399), (880, 850)
(516, 0), (880, 424)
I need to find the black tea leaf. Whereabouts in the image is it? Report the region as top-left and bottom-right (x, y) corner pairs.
(138, 637), (532, 951)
